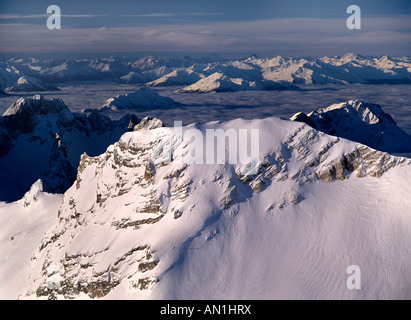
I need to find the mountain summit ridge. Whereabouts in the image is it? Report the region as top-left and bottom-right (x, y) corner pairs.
(2, 97), (411, 299)
(16, 115), (411, 300)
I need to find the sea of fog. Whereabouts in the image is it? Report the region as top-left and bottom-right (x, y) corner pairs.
(1, 82), (411, 134)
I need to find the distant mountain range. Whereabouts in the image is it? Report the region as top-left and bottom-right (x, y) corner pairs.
(1, 53), (410, 93)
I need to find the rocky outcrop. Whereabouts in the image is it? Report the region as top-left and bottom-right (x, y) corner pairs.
(133, 116), (164, 131)
(42, 134), (77, 194)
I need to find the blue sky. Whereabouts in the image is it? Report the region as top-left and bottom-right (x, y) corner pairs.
(0, 0), (410, 57)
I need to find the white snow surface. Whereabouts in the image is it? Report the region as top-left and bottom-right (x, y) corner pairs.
(4, 115), (411, 300)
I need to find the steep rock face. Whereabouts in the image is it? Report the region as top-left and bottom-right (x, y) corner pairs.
(0, 95), (162, 201)
(290, 100), (411, 153)
(22, 117), (411, 300)
(0, 122), (13, 157)
(42, 134), (77, 194)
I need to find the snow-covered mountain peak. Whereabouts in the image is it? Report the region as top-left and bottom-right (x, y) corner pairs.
(20, 114), (411, 300)
(342, 52), (362, 60)
(22, 179), (44, 207)
(131, 55), (165, 71)
(17, 76), (36, 85)
(317, 100), (386, 124)
(244, 54), (261, 62)
(133, 116), (164, 131)
(145, 68), (204, 87)
(100, 87), (180, 111)
(5, 76), (60, 93)
(3, 95), (68, 117)
(292, 100), (411, 153)
(179, 72), (299, 93)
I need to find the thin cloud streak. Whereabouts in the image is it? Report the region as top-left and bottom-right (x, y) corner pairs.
(0, 12), (223, 20)
(0, 16), (409, 56)
(121, 13), (175, 18)
(0, 14), (108, 19)
(122, 13), (222, 17)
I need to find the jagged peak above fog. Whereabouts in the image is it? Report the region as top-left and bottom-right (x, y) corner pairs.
(3, 94), (68, 117)
(291, 100), (411, 153)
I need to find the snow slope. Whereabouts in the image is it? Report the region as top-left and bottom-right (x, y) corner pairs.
(14, 115), (411, 300)
(290, 100), (411, 153)
(0, 180), (62, 300)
